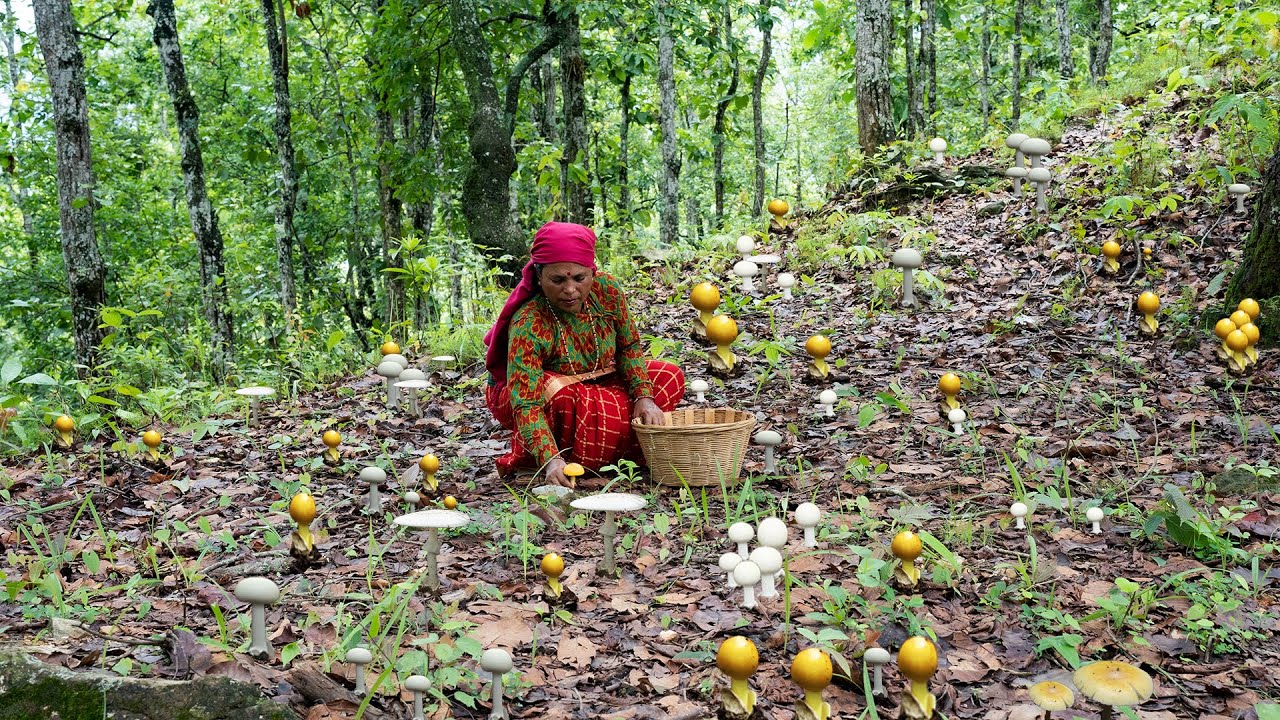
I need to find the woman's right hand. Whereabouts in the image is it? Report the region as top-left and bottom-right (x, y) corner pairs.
(545, 457), (575, 488)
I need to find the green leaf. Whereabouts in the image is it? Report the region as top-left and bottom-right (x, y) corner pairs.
(101, 310), (123, 328)
(1, 356), (21, 385)
(1256, 703), (1280, 720)
(82, 549), (100, 574)
(857, 403), (878, 428)
(87, 395), (120, 407)
(280, 641), (302, 667)
(325, 330), (344, 351)
(18, 373), (57, 386)
(113, 384), (142, 397)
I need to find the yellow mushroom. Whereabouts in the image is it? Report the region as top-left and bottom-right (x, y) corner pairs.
(805, 335), (832, 379)
(898, 636), (938, 718)
(705, 315), (739, 373)
(1136, 292), (1160, 335)
(419, 453), (440, 491)
(790, 648), (832, 720)
(1101, 241), (1121, 273)
(892, 530), (923, 586)
(53, 414), (75, 448)
(142, 430), (163, 462)
(322, 430), (341, 464)
(690, 282), (721, 330)
(1072, 660), (1153, 720)
(716, 636), (759, 715)
(540, 552), (565, 597)
(938, 373), (961, 411)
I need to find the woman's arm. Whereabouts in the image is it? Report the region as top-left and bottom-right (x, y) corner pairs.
(507, 309), (560, 467)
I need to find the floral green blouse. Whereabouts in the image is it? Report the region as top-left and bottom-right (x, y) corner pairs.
(505, 272), (654, 465)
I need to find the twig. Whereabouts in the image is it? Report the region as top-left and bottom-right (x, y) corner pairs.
(56, 619), (165, 647)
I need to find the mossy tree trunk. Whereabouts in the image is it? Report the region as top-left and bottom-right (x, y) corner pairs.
(856, 0), (894, 154)
(1227, 145), (1280, 310)
(751, 0), (771, 215)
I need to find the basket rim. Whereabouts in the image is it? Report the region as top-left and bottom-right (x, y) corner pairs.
(630, 407), (756, 432)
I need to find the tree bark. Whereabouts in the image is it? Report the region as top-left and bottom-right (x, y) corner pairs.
(1227, 146), (1280, 304)
(618, 71), (631, 243)
(2, 0), (35, 268)
(856, 0), (895, 154)
(258, 0), (297, 315)
(33, 0), (108, 372)
(1011, 0), (1024, 129)
(904, 0), (923, 137)
(1090, 0), (1113, 84)
(980, 2), (991, 132)
(657, 0), (680, 244)
(921, 0), (937, 133)
(1056, 0), (1072, 79)
(752, 0), (771, 215)
(712, 3), (739, 222)
(374, 99), (405, 327)
(532, 55), (557, 142)
(559, 6), (590, 224)
(148, 0), (234, 379)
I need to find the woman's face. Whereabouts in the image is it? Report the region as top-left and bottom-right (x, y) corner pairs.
(538, 262), (594, 314)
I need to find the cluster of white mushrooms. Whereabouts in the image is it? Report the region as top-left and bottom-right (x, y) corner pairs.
(717, 505), (821, 609)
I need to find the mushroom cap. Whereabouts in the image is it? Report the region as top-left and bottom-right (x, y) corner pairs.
(749, 254), (782, 265)
(1029, 680), (1075, 711)
(563, 462), (585, 478)
(716, 636), (760, 680)
(540, 552), (565, 578)
(1136, 291), (1160, 314)
(719, 552), (743, 572)
(1005, 132), (1029, 149)
(403, 490), (421, 504)
(1010, 501), (1029, 517)
(419, 454), (440, 473)
(767, 199), (790, 216)
(289, 492), (317, 524)
(345, 647), (373, 665)
(398, 368), (427, 382)
(732, 559), (761, 586)
(891, 530), (922, 561)
(1019, 137), (1053, 155)
(1214, 318), (1237, 339)
(805, 334), (832, 359)
(532, 484), (573, 499)
(757, 517), (788, 548)
(1226, 329), (1249, 352)
(359, 466), (386, 485)
(794, 502), (821, 527)
(864, 647), (891, 666)
(947, 408), (967, 424)
(379, 341), (401, 356)
(819, 389), (838, 405)
(322, 430), (341, 448)
(376, 361), (402, 379)
(142, 430), (162, 448)
(891, 248), (923, 269)
(1102, 240), (1122, 259)
(480, 648), (513, 674)
(1238, 298), (1261, 320)
(443, 495), (459, 509)
(691, 282), (721, 312)
(754, 430), (783, 447)
(938, 372), (962, 396)
(690, 379), (710, 393)
(395, 379), (430, 391)
(404, 674), (431, 692)
(897, 636), (938, 682)
(393, 508), (469, 529)
(1072, 660), (1154, 707)
(928, 137), (947, 152)
(234, 576), (280, 604)
(1086, 506), (1105, 522)
(728, 522), (755, 544)
(383, 353), (409, 370)
(733, 260), (759, 278)
(1230, 309), (1252, 328)
(791, 648), (833, 691)
(777, 273), (796, 288)
(705, 315), (739, 345)
(1228, 183), (1250, 194)
(749, 546), (783, 574)
(54, 415), (75, 432)
(1027, 167), (1052, 183)
(569, 492), (647, 513)
(1004, 167), (1029, 179)
(735, 235), (756, 254)
(1242, 322), (1260, 345)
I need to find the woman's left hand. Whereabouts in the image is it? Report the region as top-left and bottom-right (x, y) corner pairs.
(632, 397), (666, 426)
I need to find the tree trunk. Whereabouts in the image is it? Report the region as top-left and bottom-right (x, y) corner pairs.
(1227, 146), (1280, 305)
(618, 72), (631, 243)
(1090, 0), (1112, 84)
(1011, 0), (1024, 129)
(2, 0), (35, 268)
(147, 0), (234, 379)
(752, 0), (771, 215)
(980, 2), (991, 132)
(657, 0), (680, 244)
(904, 0), (920, 137)
(539, 54), (557, 142)
(258, 0), (297, 315)
(33, 0), (108, 372)
(1056, 0), (1072, 79)
(921, 0), (937, 133)
(374, 100), (405, 327)
(856, 0), (895, 154)
(560, 6), (590, 224)
(712, 3), (739, 222)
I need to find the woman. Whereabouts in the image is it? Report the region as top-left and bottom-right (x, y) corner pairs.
(484, 222), (684, 487)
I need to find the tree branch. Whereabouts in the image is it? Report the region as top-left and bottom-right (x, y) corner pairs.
(479, 12), (540, 30)
(502, 24), (564, 130)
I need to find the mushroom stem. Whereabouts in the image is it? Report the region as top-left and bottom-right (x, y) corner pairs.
(601, 511), (618, 575)
(385, 377), (398, 409)
(803, 526), (816, 546)
(901, 267), (916, 308)
(408, 389), (420, 417)
(489, 670), (506, 720)
(759, 573), (777, 598)
(763, 447), (776, 474)
(248, 603), (269, 659)
(368, 485), (381, 513)
(249, 397), (261, 427)
(871, 665), (884, 696)
(741, 583), (756, 609)
(1235, 195), (1245, 213)
(782, 287), (792, 299)
(696, 390), (706, 402)
(354, 667), (367, 695)
(741, 276), (754, 293)
(412, 689), (424, 720)
(425, 527), (441, 592)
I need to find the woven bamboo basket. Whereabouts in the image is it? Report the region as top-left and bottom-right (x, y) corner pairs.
(632, 408), (756, 487)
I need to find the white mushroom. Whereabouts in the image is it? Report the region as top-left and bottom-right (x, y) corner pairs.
(233, 577), (280, 661)
(948, 407), (967, 435)
(690, 379), (709, 403)
(403, 490), (421, 507)
(345, 647), (373, 695)
(1005, 166), (1029, 198)
(393, 509), (470, 591)
(404, 674), (431, 720)
(570, 493), (648, 575)
(749, 546), (783, 598)
(777, 272), (796, 300)
(1228, 183), (1251, 213)
(794, 502), (821, 547)
(818, 389), (837, 417)
(1019, 137), (1052, 168)
(735, 235), (756, 259)
(235, 386), (276, 428)
(890, 248), (924, 308)
(480, 648), (513, 720)
(719, 551), (742, 589)
(383, 353), (409, 370)
(864, 647), (891, 696)
(929, 137), (948, 163)
(360, 466), (386, 513)
(1005, 132), (1030, 194)
(733, 260), (759, 294)
(1027, 166), (1052, 214)
(1086, 506), (1105, 534)
(753, 430), (783, 474)
(728, 521), (754, 558)
(376, 361), (403, 409)
(757, 517), (788, 554)
(733, 560), (761, 609)
(1010, 501), (1029, 530)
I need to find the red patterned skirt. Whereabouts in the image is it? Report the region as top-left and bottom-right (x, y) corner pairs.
(485, 360), (685, 477)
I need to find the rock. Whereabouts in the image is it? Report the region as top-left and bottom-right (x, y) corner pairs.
(0, 649), (293, 720)
(977, 201), (1007, 217)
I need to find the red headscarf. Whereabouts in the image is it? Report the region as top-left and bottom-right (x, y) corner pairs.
(484, 222), (598, 383)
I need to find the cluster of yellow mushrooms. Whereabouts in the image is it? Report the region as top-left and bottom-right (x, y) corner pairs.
(1213, 298), (1263, 373)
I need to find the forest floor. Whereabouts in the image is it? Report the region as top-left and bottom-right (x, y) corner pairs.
(2, 95), (1278, 720)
